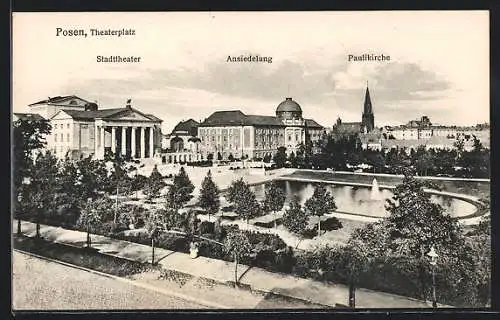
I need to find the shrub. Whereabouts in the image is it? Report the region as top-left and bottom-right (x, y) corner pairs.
(93, 221), (128, 237)
(199, 221), (215, 235)
(198, 240), (230, 261)
(157, 233), (189, 253)
(221, 205), (235, 213)
(301, 227), (317, 239)
(243, 230), (287, 251)
(321, 217), (343, 231)
(254, 218), (282, 229)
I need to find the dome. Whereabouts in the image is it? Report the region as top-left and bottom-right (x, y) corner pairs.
(276, 97), (302, 113)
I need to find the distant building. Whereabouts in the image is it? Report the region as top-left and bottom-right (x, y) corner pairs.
(332, 84), (377, 139)
(161, 119), (202, 164)
(385, 116), (490, 151)
(23, 96), (162, 160)
(198, 97), (324, 161)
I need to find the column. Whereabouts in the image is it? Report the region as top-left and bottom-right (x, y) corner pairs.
(131, 127), (136, 158)
(149, 127), (154, 158)
(100, 126), (105, 157)
(94, 125), (99, 157)
(140, 127), (146, 158)
(121, 126), (127, 156)
(111, 126), (116, 154)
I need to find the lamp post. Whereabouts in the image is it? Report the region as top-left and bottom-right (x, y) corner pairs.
(427, 246), (439, 308)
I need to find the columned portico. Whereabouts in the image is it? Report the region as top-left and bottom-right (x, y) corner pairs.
(93, 124), (159, 160)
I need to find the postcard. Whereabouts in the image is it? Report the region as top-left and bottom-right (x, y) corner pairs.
(12, 11), (490, 310)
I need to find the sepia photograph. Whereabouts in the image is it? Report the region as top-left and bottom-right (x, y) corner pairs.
(11, 11), (490, 310)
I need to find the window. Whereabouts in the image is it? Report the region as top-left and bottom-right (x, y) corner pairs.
(61, 133), (64, 142)
(67, 133), (70, 143)
(55, 134), (58, 142)
(67, 123), (70, 129)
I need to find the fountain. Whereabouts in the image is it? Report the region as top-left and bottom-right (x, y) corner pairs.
(250, 180), (477, 220)
(370, 178), (381, 201)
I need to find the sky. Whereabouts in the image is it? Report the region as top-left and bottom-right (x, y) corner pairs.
(12, 11), (489, 133)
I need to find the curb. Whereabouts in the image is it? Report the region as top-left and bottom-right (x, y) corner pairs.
(13, 248), (229, 309)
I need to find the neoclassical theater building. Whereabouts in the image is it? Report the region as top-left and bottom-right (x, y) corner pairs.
(23, 96), (162, 160)
(197, 97), (324, 161)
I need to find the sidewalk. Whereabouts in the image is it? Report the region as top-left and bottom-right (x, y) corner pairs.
(13, 220), (441, 309)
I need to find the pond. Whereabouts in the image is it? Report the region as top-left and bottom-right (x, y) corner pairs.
(250, 179), (477, 219)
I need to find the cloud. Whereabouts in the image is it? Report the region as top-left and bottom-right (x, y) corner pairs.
(62, 56), (460, 130)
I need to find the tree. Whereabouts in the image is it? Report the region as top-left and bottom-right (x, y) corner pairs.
(76, 198), (103, 248)
(263, 181), (286, 228)
(224, 230), (252, 285)
(282, 195), (308, 248)
(13, 118), (52, 193)
(225, 178), (247, 204)
(144, 209), (166, 265)
(344, 230), (377, 308)
(273, 147), (287, 168)
(181, 209), (201, 241)
(207, 153), (214, 162)
(385, 170), (464, 258)
(197, 170), (220, 221)
(414, 146), (434, 176)
(304, 184), (337, 236)
(228, 153), (235, 162)
(263, 153), (272, 163)
(226, 178), (261, 225)
(143, 164), (165, 202)
(29, 151), (59, 238)
(384, 169), (469, 302)
(217, 152), (223, 161)
(166, 167), (195, 209)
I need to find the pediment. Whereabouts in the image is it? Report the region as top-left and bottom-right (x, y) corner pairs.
(51, 110), (74, 120)
(107, 109), (153, 121)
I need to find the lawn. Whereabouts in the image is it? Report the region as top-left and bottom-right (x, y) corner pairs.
(13, 235), (155, 277)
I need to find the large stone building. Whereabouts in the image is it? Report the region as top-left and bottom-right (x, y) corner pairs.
(24, 95), (163, 160)
(197, 97), (324, 161)
(161, 119), (202, 164)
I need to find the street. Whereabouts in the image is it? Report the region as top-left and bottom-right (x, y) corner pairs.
(12, 251), (206, 310)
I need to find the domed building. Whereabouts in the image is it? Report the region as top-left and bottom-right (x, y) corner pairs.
(197, 97), (324, 161)
(276, 97), (303, 120)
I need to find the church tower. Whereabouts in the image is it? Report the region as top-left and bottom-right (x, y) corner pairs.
(361, 83), (375, 132)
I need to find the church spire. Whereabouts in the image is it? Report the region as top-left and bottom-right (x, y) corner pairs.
(363, 84), (373, 115)
(361, 82), (375, 132)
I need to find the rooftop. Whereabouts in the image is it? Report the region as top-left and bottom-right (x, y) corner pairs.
(199, 110), (323, 128)
(13, 113), (45, 122)
(29, 95), (90, 106)
(276, 97), (302, 113)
